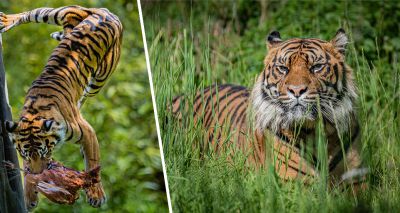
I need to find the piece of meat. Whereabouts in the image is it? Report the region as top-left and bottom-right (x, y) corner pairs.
(24, 161), (101, 205)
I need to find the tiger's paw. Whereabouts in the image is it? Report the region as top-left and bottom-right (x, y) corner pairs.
(0, 13), (21, 33)
(50, 31), (64, 41)
(85, 182), (106, 208)
(0, 12), (6, 31)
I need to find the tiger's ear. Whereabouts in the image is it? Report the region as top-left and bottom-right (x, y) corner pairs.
(331, 28), (348, 55)
(42, 120), (54, 132)
(266, 31), (282, 49)
(5, 121), (18, 133)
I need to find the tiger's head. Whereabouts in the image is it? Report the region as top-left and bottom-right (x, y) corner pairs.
(252, 29), (357, 134)
(5, 96), (67, 174)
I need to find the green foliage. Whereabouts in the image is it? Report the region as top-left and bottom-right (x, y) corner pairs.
(0, 0), (167, 212)
(145, 0), (400, 212)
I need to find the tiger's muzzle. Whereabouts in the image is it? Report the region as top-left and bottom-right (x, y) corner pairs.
(27, 153), (51, 174)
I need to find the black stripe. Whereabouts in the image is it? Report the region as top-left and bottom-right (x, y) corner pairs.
(61, 11), (84, 22)
(54, 9), (62, 25)
(328, 124), (360, 172)
(29, 85), (72, 103)
(340, 62), (347, 91)
(203, 86), (245, 127)
(229, 94), (249, 125)
(76, 123), (84, 143)
(66, 55), (87, 88)
(64, 24), (75, 30)
(280, 41), (302, 50)
(34, 77), (73, 98)
(306, 40), (323, 49)
(38, 104), (55, 111)
(333, 64), (339, 84)
(208, 91), (247, 143)
(276, 153), (312, 177)
(43, 15), (48, 23)
(89, 84), (102, 90)
(305, 49), (317, 56)
(34, 12), (39, 22)
(322, 64), (331, 77)
(214, 87), (247, 123)
(283, 45), (301, 51)
(66, 122), (74, 141)
(70, 40), (91, 60)
(194, 85), (220, 114)
(325, 52), (331, 61)
(233, 103), (247, 127)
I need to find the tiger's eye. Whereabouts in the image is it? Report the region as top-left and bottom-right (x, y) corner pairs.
(277, 65), (289, 74)
(310, 64), (325, 73)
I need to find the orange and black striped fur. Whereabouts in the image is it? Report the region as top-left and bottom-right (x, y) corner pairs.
(173, 29), (366, 187)
(1, 6), (122, 209)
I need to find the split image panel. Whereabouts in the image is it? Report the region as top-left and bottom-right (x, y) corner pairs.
(0, 0), (399, 212)
(143, 1), (400, 212)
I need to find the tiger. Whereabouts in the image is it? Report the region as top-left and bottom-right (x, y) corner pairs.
(1, 5), (123, 209)
(172, 29), (366, 188)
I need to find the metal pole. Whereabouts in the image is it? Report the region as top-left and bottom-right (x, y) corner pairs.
(0, 34), (26, 213)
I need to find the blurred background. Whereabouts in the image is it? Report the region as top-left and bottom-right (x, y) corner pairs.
(144, 0), (400, 212)
(0, 0), (168, 212)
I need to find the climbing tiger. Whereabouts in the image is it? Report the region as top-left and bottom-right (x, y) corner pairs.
(172, 29), (366, 187)
(1, 6), (122, 209)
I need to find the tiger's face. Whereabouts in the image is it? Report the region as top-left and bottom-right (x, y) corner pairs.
(5, 97), (67, 174)
(252, 29), (357, 133)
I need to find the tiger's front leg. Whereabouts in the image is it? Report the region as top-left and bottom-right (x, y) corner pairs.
(78, 119), (106, 208)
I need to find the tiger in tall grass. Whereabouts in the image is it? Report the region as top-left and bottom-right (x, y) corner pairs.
(172, 29), (366, 188)
(1, 5), (122, 209)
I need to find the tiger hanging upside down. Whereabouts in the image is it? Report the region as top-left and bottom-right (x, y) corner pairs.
(173, 29), (366, 187)
(0, 5), (122, 209)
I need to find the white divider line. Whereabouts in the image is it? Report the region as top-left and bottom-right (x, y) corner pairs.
(136, 1), (173, 212)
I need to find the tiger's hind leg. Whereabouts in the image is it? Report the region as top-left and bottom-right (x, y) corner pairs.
(76, 118), (106, 208)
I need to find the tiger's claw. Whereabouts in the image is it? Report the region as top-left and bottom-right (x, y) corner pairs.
(85, 182), (106, 208)
(0, 12), (6, 31)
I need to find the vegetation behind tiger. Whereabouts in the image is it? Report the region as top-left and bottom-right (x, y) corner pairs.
(144, 0), (400, 212)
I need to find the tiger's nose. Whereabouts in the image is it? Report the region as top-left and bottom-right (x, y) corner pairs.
(287, 85), (308, 98)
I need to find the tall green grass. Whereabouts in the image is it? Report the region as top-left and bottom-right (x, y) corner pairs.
(145, 1), (400, 212)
